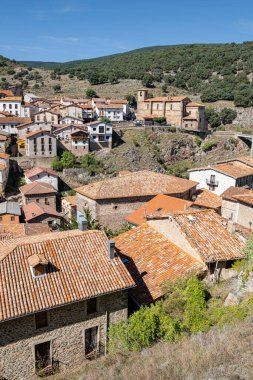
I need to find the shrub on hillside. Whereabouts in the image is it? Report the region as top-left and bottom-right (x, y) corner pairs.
(202, 141), (218, 152)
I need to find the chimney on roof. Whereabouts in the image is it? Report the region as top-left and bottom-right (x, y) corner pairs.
(108, 240), (116, 260)
(228, 220), (236, 235)
(78, 215), (88, 231)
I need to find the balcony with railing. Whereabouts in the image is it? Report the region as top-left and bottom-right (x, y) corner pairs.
(206, 177), (219, 186)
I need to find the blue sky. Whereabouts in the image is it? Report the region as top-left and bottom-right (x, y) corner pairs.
(1, 0), (253, 62)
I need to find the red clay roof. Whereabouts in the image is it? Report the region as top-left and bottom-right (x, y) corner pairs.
(0, 90), (14, 97)
(186, 102), (205, 107)
(114, 223), (206, 305)
(222, 186), (251, 201)
(75, 171), (197, 200)
(189, 162), (253, 179)
(19, 181), (57, 195)
(0, 152), (10, 159)
(26, 130), (54, 138)
(126, 194), (192, 226)
(170, 209), (245, 262)
(0, 117), (31, 124)
(145, 96), (189, 102)
(0, 229), (135, 321)
(22, 202), (62, 221)
(62, 195), (77, 206)
(193, 189), (222, 210)
(0, 223), (50, 241)
(24, 166), (58, 179)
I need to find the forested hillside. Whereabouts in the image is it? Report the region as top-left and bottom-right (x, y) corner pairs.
(22, 42), (253, 107)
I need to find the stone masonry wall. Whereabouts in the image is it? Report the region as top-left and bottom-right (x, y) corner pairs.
(0, 291), (128, 380)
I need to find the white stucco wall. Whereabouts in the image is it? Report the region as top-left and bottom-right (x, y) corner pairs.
(189, 169), (236, 195)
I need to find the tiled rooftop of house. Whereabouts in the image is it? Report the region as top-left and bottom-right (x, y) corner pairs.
(114, 223), (206, 306)
(167, 209), (246, 262)
(222, 186), (252, 201)
(75, 171), (198, 200)
(0, 229), (135, 322)
(0, 152), (10, 159)
(126, 194), (192, 226)
(19, 181), (57, 195)
(0, 117), (32, 124)
(189, 161), (253, 179)
(22, 202), (62, 222)
(24, 166), (58, 179)
(144, 96), (189, 102)
(0, 223), (50, 240)
(192, 189), (222, 210)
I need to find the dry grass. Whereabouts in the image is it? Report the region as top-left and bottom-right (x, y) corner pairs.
(53, 320), (253, 380)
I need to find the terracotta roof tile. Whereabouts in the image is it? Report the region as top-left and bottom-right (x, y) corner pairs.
(114, 223), (206, 305)
(186, 102), (205, 107)
(170, 209), (245, 262)
(192, 189), (222, 210)
(145, 96), (189, 102)
(24, 166), (58, 179)
(22, 202), (62, 222)
(0, 117), (31, 124)
(0, 223), (50, 241)
(222, 186), (251, 201)
(0, 152), (10, 159)
(126, 194), (192, 226)
(19, 181), (57, 196)
(76, 171), (197, 200)
(62, 195), (77, 206)
(0, 229), (135, 321)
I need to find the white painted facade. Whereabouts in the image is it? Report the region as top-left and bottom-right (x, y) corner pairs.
(222, 198), (253, 230)
(95, 106), (124, 122)
(88, 122), (113, 145)
(59, 116), (83, 125)
(0, 98), (22, 116)
(189, 169), (236, 195)
(25, 172), (58, 191)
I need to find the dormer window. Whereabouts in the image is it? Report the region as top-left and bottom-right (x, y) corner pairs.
(28, 254), (48, 278)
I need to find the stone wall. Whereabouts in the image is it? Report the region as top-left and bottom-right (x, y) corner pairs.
(23, 194), (56, 209)
(0, 291), (128, 380)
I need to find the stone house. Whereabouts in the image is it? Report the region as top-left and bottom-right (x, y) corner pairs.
(75, 171), (197, 229)
(24, 167), (59, 191)
(136, 89), (207, 131)
(26, 130), (57, 158)
(0, 131), (11, 153)
(60, 105), (83, 119)
(221, 186), (253, 230)
(0, 229), (134, 380)
(34, 110), (59, 125)
(61, 195), (77, 221)
(147, 209), (246, 280)
(0, 201), (21, 224)
(80, 104), (94, 121)
(0, 152), (10, 195)
(22, 202), (63, 227)
(188, 158), (253, 196)
(19, 181), (57, 209)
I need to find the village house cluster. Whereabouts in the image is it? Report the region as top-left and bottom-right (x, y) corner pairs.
(0, 87), (248, 380)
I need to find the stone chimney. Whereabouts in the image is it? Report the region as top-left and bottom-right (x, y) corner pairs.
(228, 220), (236, 235)
(108, 240), (116, 260)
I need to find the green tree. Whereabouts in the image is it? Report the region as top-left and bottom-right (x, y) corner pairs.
(183, 277), (209, 333)
(83, 207), (101, 230)
(125, 94), (137, 108)
(80, 154), (104, 176)
(142, 74), (154, 88)
(220, 108), (237, 125)
(153, 117), (166, 124)
(53, 84), (61, 93)
(86, 88), (97, 99)
(51, 156), (63, 171)
(60, 151), (76, 168)
(100, 117), (111, 123)
(205, 107), (221, 129)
